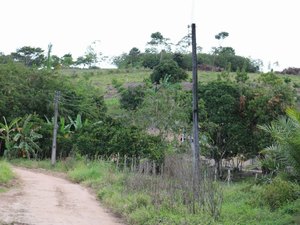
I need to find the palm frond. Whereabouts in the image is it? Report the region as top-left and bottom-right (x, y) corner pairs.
(286, 108), (300, 124)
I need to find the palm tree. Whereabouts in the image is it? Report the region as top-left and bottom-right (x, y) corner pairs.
(259, 108), (300, 179)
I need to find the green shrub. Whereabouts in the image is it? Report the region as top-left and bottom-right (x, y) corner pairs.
(150, 59), (188, 84)
(120, 86), (145, 110)
(262, 178), (300, 210)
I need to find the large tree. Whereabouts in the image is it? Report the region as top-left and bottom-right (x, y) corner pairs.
(11, 46), (45, 67)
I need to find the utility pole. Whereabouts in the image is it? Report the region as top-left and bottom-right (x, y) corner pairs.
(51, 90), (60, 166)
(191, 23), (200, 211)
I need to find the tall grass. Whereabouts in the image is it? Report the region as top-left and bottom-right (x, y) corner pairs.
(0, 160), (14, 192)
(10, 158), (300, 224)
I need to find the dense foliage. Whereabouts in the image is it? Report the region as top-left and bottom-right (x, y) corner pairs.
(150, 59), (188, 83)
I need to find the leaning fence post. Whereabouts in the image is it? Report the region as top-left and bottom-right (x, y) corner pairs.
(123, 155), (127, 172)
(152, 161), (156, 175)
(227, 169), (231, 185)
(131, 157), (134, 172)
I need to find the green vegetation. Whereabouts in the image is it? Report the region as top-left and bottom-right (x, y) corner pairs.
(10, 158), (300, 225)
(1, 32), (300, 224)
(0, 161), (14, 192)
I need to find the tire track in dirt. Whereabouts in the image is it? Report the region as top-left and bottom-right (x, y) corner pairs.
(0, 167), (123, 225)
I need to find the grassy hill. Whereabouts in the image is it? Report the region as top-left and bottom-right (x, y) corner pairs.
(57, 68), (300, 116)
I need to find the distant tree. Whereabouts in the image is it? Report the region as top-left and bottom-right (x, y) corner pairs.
(0, 52), (12, 64)
(46, 43), (53, 70)
(176, 33), (191, 54)
(150, 59), (188, 84)
(128, 47), (141, 67)
(61, 53), (74, 67)
(219, 47), (235, 56)
(215, 32), (229, 42)
(51, 55), (61, 69)
(172, 52), (192, 70)
(76, 41), (103, 68)
(11, 46), (45, 67)
(147, 32), (172, 61)
(141, 53), (160, 69)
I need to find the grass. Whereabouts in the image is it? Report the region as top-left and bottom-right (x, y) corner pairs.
(0, 160), (14, 192)
(57, 67), (300, 115)
(10, 158), (300, 225)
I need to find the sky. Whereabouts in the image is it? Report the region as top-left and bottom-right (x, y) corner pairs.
(1, 0), (299, 70)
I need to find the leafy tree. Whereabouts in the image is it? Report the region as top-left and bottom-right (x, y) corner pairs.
(176, 33), (191, 54)
(141, 53), (160, 69)
(147, 32), (172, 61)
(199, 78), (295, 175)
(76, 41), (103, 68)
(11, 46), (45, 67)
(128, 47), (141, 67)
(172, 53), (192, 70)
(51, 55), (61, 69)
(150, 59), (188, 84)
(215, 32), (229, 42)
(132, 83), (191, 144)
(61, 53), (74, 67)
(73, 117), (163, 159)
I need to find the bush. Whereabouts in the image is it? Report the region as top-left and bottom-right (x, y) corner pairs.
(120, 86), (145, 110)
(73, 117), (164, 159)
(150, 59), (188, 84)
(262, 178), (300, 210)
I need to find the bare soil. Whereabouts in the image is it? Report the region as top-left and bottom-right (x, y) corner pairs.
(0, 167), (123, 225)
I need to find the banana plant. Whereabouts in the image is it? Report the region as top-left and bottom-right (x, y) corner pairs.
(0, 116), (21, 156)
(13, 114), (42, 159)
(45, 115), (72, 138)
(59, 117), (72, 138)
(68, 114), (83, 131)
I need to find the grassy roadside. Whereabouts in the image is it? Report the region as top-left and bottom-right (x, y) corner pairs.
(9, 158), (300, 225)
(0, 160), (14, 192)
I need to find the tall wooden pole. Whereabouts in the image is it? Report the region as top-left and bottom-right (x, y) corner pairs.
(192, 23), (200, 209)
(51, 91), (60, 166)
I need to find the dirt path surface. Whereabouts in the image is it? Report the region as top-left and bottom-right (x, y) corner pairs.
(0, 167), (123, 225)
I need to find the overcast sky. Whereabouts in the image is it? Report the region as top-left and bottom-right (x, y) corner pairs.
(1, 0), (299, 70)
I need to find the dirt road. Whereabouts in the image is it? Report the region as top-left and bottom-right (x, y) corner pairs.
(0, 167), (123, 225)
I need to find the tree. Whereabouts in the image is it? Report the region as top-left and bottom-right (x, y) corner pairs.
(61, 53), (74, 68)
(128, 47), (141, 67)
(172, 53), (192, 70)
(46, 43), (53, 70)
(176, 33), (191, 54)
(132, 83), (190, 144)
(11, 46), (45, 67)
(76, 41), (103, 68)
(215, 32), (229, 42)
(150, 59), (188, 84)
(259, 108), (300, 179)
(147, 32), (172, 61)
